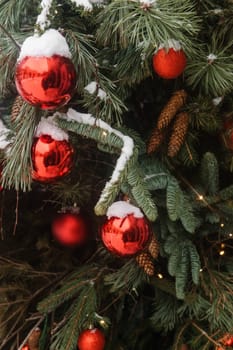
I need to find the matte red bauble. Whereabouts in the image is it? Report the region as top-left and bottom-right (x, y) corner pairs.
(222, 119), (233, 151)
(15, 55), (76, 110)
(52, 212), (88, 247)
(101, 214), (151, 257)
(78, 328), (105, 350)
(31, 134), (74, 182)
(152, 48), (187, 79)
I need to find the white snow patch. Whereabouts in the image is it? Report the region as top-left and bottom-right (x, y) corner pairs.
(35, 115), (69, 141)
(212, 96), (223, 106)
(139, 0), (157, 5)
(65, 108), (134, 188)
(207, 53), (217, 62)
(36, 0), (53, 31)
(158, 39), (182, 52)
(85, 82), (107, 100)
(70, 0), (93, 10)
(0, 119), (11, 149)
(18, 29), (71, 61)
(107, 201), (144, 219)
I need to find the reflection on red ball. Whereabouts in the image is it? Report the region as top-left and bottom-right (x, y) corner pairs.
(101, 214), (151, 257)
(52, 212), (88, 247)
(32, 134), (74, 182)
(153, 48), (187, 79)
(15, 55), (76, 110)
(78, 328), (105, 350)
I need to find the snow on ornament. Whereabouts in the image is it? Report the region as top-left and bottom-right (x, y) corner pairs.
(31, 116), (74, 182)
(152, 39), (187, 79)
(15, 29), (77, 110)
(100, 201), (152, 257)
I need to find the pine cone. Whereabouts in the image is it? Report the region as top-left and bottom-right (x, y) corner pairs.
(157, 90), (187, 130)
(136, 252), (154, 276)
(147, 127), (165, 154)
(11, 95), (24, 122)
(28, 327), (41, 350)
(168, 111), (189, 158)
(148, 235), (160, 259)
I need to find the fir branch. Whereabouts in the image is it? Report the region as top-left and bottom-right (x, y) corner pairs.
(200, 152), (219, 195)
(97, 0), (200, 54)
(2, 105), (40, 191)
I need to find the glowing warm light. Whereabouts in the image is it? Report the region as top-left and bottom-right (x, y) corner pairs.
(219, 250), (225, 256)
(221, 243), (225, 248)
(199, 268), (203, 272)
(229, 233), (233, 237)
(198, 195), (204, 200)
(157, 273), (163, 279)
(220, 223), (225, 228)
(99, 319), (106, 326)
(102, 131), (107, 137)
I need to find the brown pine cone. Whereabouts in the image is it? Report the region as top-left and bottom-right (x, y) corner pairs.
(168, 111), (189, 157)
(157, 90), (187, 130)
(11, 95), (24, 123)
(148, 235), (160, 259)
(28, 327), (41, 350)
(147, 127), (165, 154)
(136, 252), (154, 276)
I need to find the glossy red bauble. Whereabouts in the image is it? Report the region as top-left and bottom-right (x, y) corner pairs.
(15, 55), (76, 110)
(22, 346), (29, 350)
(78, 328), (105, 350)
(52, 212), (88, 247)
(31, 134), (74, 182)
(101, 214), (151, 257)
(152, 48), (187, 79)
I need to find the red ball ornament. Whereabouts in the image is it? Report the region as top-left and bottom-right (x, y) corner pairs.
(101, 203), (152, 257)
(222, 118), (233, 151)
(78, 328), (105, 350)
(152, 47), (187, 79)
(15, 55), (76, 110)
(31, 134), (74, 182)
(22, 346), (29, 350)
(52, 211), (88, 247)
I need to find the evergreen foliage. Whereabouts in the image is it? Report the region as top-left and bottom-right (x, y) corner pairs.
(1, 1), (233, 350)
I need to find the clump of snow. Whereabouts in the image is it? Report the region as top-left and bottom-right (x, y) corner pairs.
(35, 115), (69, 141)
(0, 119), (10, 149)
(85, 82), (107, 100)
(207, 53), (217, 63)
(139, 0), (157, 5)
(36, 0), (53, 31)
(158, 39), (182, 52)
(65, 108), (134, 190)
(107, 201), (144, 219)
(212, 96), (223, 106)
(18, 29), (71, 61)
(70, 0), (93, 10)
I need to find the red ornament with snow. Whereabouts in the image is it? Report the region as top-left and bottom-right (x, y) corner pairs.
(52, 209), (88, 247)
(78, 328), (106, 350)
(152, 40), (187, 79)
(32, 135), (74, 183)
(15, 30), (76, 110)
(101, 201), (152, 257)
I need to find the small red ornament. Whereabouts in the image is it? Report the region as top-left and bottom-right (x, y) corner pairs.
(52, 210), (88, 247)
(15, 55), (76, 110)
(31, 134), (74, 182)
(78, 328), (105, 350)
(152, 47), (187, 79)
(222, 118), (233, 151)
(101, 206), (152, 257)
(22, 346), (29, 350)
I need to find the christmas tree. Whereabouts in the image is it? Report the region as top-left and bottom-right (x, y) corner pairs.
(1, 0), (233, 349)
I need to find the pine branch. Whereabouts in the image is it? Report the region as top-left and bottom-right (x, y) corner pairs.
(2, 104), (41, 191)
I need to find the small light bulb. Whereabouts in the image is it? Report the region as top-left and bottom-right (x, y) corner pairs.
(229, 233), (233, 237)
(157, 273), (163, 279)
(219, 250), (225, 256)
(99, 319), (106, 326)
(199, 268), (203, 272)
(220, 223), (225, 228)
(102, 131), (107, 137)
(198, 195), (204, 201)
(221, 243), (225, 248)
